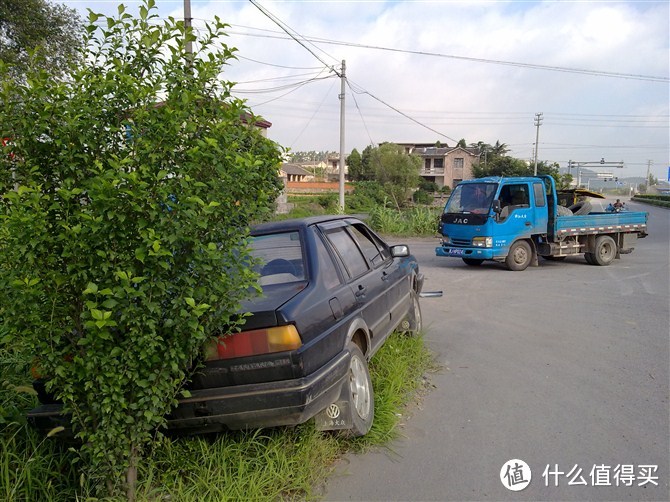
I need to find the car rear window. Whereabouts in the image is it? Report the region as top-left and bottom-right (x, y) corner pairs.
(251, 232), (306, 286)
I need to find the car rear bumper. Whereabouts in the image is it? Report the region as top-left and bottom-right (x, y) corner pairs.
(27, 349), (351, 435)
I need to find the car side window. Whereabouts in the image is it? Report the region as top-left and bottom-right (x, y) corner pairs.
(349, 224), (391, 267)
(314, 233), (342, 290)
(323, 227), (369, 279)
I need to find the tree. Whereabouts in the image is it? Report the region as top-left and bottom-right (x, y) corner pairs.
(0, 1), (282, 498)
(456, 138), (467, 148)
(471, 155), (529, 178)
(0, 0), (84, 84)
(346, 148), (363, 181)
(368, 143), (421, 209)
(360, 144), (375, 181)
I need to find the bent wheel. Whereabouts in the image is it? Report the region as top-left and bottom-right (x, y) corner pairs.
(345, 343), (374, 436)
(505, 240), (532, 271)
(400, 290), (422, 336)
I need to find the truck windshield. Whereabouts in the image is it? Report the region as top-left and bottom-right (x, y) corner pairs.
(445, 183), (497, 214)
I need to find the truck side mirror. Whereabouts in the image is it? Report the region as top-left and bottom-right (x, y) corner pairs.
(492, 199), (501, 214)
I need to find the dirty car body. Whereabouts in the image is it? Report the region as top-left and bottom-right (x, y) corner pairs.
(28, 215), (423, 435)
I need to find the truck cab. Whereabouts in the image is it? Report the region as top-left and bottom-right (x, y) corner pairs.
(436, 176), (551, 270)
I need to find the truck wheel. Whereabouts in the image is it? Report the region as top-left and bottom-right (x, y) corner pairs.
(505, 240), (532, 271)
(345, 342), (374, 436)
(584, 253), (596, 265)
(593, 235), (616, 266)
(400, 290), (422, 336)
(462, 258), (484, 266)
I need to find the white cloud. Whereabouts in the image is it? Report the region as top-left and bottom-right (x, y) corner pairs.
(63, 0), (669, 178)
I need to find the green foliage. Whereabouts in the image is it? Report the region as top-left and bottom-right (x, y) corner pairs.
(368, 143), (422, 209)
(346, 148), (363, 181)
(317, 193), (338, 211)
(369, 206), (440, 236)
(346, 181), (387, 212)
(412, 189), (433, 205)
(0, 0), (282, 497)
(419, 180), (439, 192)
(1, 331), (434, 500)
(472, 155), (530, 178)
(0, 0), (84, 85)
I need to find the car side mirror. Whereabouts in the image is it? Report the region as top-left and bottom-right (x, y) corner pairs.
(492, 199), (501, 214)
(390, 245), (410, 258)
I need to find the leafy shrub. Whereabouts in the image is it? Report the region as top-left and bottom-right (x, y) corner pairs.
(0, 1), (282, 498)
(412, 189), (433, 205)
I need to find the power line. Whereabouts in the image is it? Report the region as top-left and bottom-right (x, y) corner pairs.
(223, 24), (668, 83)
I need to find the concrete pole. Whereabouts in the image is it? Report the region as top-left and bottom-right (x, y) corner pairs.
(533, 112), (543, 176)
(338, 60), (346, 212)
(184, 0), (193, 60)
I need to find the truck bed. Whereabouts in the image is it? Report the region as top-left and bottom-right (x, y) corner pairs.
(554, 211), (648, 238)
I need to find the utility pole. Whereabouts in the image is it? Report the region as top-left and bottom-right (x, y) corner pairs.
(646, 159), (653, 189)
(533, 112), (543, 176)
(184, 0), (193, 60)
(338, 60), (346, 212)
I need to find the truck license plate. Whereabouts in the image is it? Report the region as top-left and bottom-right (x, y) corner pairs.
(449, 249), (464, 256)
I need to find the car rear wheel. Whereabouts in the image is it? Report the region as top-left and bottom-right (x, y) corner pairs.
(399, 290), (422, 336)
(346, 342), (374, 436)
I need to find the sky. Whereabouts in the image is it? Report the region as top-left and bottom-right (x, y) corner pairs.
(60, 0), (669, 180)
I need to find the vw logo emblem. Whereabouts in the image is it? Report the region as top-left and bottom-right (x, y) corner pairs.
(326, 404), (340, 419)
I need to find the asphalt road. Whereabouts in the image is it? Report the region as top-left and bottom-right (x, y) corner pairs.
(325, 199), (669, 501)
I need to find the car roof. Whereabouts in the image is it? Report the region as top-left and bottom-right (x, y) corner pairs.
(250, 215), (360, 235)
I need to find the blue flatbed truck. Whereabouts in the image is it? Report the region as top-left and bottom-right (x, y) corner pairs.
(435, 175), (648, 271)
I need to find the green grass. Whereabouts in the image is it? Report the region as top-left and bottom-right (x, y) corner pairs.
(1, 332), (434, 501)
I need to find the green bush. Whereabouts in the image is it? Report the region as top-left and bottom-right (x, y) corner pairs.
(412, 189), (433, 205)
(419, 180), (439, 192)
(0, 1), (282, 497)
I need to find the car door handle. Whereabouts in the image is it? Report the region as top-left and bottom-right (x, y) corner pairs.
(355, 285), (366, 298)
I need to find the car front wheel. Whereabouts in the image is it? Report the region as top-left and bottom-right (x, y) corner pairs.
(346, 342), (374, 436)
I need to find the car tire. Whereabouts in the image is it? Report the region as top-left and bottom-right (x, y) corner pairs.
(462, 258), (484, 266)
(345, 342), (374, 437)
(400, 290), (422, 336)
(505, 240), (532, 271)
(593, 235), (617, 266)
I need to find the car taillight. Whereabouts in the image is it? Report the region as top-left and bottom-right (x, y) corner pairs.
(203, 325), (302, 361)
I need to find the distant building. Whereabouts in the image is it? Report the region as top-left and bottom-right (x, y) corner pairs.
(396, 142), (479, 189)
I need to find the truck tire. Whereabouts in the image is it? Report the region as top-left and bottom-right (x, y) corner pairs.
(568, 200), (592, 215)
(462, 258), (484, 266)
(593, 235), (616, 266)
(505, 240), (532, 271)
(345, 342), (374, 436)
(584, 252), (596, 265)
